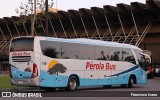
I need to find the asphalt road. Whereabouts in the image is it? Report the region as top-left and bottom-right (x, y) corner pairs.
(13, 77), (159, 97)
(39, 77), (160, 97)
(1, 78), (160, 100)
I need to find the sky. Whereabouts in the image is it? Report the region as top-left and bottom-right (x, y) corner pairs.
(0, 0), (145, 18)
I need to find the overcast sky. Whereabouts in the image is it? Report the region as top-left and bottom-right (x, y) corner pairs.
(0, 0), (145, 18)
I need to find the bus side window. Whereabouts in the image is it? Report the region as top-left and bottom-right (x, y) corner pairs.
(61, 42), (79, 59)
(79, 44), (94, 60)
(122, 48), (136, 64)
(40, 41), (61, 58)
(95, 46), (109, 60)
(109, 47), (122, 61)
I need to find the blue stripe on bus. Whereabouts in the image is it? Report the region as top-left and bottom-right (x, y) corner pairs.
(111, 65), (139, 77)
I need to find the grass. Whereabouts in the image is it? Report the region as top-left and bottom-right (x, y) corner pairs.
(0, 75), (27, 89)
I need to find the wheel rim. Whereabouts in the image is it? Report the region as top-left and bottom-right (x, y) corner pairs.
(69, 78), (77, 90)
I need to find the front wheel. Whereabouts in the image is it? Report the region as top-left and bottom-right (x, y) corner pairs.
(67, 76), (78, 91)
(128, 76), (134, 88)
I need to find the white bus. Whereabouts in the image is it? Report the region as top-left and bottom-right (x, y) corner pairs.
(9, 36), (151, 91)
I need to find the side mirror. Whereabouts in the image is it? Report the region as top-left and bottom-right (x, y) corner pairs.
(140, 53), (151, 64)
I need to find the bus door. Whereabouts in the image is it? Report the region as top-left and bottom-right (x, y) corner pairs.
(98, 71), (111, 85)
(139, 53), (151, 83)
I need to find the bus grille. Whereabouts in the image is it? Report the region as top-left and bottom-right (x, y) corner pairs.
(12, 56), (31, 62)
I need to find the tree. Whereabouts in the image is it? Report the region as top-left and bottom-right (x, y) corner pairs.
(15, 0), (54, 36)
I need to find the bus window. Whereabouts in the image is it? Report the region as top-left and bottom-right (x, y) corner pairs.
(10, 38), (34, 52)
(61, 42), (79, 59)
(79, 44), (94, 60)
(95, 46), (109, 60)
(122, 48), (136, 64)
(109, 47), (122, 61)
(138, 55), (150, 71)
(40, 40), (61, 58)
(134, 49), (151, 70)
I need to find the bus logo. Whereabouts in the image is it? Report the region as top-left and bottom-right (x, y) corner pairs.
(86, 61), (116, 70)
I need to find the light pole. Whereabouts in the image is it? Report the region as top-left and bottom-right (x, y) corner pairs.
(45, 0), (48, 36)
(30, 0), (36, 36)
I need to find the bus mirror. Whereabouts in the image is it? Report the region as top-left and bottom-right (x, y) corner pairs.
(140, 53), (151, 64)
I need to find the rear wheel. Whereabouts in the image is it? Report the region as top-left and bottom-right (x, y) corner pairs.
(67, 76), (78, 91)
(128, 76), (134, 88)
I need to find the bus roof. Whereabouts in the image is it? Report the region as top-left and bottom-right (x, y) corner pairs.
(12, 36), (141, 50)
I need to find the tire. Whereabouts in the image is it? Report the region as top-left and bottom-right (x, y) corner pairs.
(67, 76), (78, 91)
(128, 76), (134, 88)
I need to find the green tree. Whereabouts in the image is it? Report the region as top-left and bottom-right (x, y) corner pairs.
(15, 0), (54, 36)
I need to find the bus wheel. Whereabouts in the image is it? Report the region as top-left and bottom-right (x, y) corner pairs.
(67, 76), (78, 91)
(128, 76), (134, 88)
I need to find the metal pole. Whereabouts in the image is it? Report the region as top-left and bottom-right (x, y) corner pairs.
(117, 13), (126, 38)
(131, 11), (139, 38)
(104, 14), (113, 40)
(59, 18), (67, 38)
(80, 17), (89, 38)
(13, 22), (20, 36)
(0, 27), (6, 42)
(69, 17), (78, 38)
(136, 22), (152, 46)
(92, 15), (101, 40)
(30, 0), (36, 36)
(49, 19), (57, 37)
(38, 17), (45, 33)
(45, 0), (49, 36)
(23, 23), (29, 35)
(5, 22), (13, 38)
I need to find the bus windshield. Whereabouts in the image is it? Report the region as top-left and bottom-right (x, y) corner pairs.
(10, 38), (34, 52)
(139, 53), (151, 71)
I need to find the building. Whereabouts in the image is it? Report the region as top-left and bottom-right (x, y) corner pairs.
(0, 0), (160, 71)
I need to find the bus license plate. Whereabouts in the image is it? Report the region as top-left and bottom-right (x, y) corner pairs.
(18, 81), (23, 84)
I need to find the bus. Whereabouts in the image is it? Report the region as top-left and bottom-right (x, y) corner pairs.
(9, 36), (151, 91)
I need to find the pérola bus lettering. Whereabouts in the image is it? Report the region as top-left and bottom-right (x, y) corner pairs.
(12, 51), (30, 57)
(86, 61), (116, 70)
